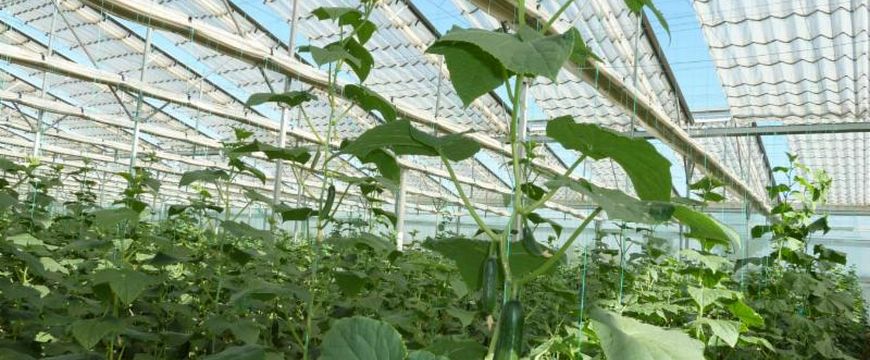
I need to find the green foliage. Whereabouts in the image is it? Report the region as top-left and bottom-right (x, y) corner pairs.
(546, 116), (672, 201)
(589, 308), (705, 359)
(319, 317), (406, 360)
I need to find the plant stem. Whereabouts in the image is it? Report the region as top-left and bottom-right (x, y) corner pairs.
(522, 155), (586, 214)
(440, 155), (499, 242)
(543, 0), (576, 32)
(517, 207), (602, 285)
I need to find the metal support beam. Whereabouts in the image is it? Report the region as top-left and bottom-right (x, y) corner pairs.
(32, 5), (58, 157)
(272, 0), (300, 207)
(525, 121), (870, 142)
(129, 27), (153, 173)
(394, 167), (407, 250)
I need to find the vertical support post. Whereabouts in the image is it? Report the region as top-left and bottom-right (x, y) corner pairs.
(629, 14), (642, 137)
(129, 27), (153, 174)
(272, 0), (301, 209)
(514, 80), (529, 236)
(33, 6), (58, 157)
(394, 167), (407, 250)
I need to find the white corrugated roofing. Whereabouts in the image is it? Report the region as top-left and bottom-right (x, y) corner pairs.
(695, 0), (869, 208)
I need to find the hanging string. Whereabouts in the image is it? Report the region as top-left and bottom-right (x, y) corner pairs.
(577, 243), (589, 353)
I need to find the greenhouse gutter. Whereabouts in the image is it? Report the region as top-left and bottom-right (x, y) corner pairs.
(466, 0), (771, 216)
(75, 0), (597, 219)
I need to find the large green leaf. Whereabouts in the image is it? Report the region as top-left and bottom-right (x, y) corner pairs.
(334, 270), (368, 297)
(423, 237), (560, 290)
(408, 351), (449, 360)
(229, 158), (266, 184)
(679, 249), (731, 273)
(319, 317), (406, 360)
(344, 84), (396, 122)
(372, 207), (397, 226)
(428, 25), (573, 80)
(179, 169), (230, 187)
(687, 286), (737, 311)
(203, 345), (266, 360)
(672, 205), (740, 250)
(221, 220), (273, 242)
(232, 140), (311, 163)
(245, 91), (316, 108)
(299, 39), (372, 81)
(423, 337), (488, 360)
(726, 299), (764, 328)
(589, 308), (705, 360)
(91, 208), (140, 229)
(358, 149), (400, 182)
(91, 268), (153, 304)
(546, 116), (671, 201)
(426, 42), (504, 106)
(546, 177), (673, 224)
(341, 120), (480, 163)
(275, 206), (318, 222)
(697, 318), (740, 348)
(70, 318), (124, 350)
(328, 233), (395, 254)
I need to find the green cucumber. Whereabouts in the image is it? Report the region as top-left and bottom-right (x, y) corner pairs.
(480, 256), (499, 314)
(521, 221), (551, 258)
(494, 300), (524, 360)
(321, 184), (336, 217)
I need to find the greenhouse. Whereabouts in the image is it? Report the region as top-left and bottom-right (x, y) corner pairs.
(0, 0), (867, 358)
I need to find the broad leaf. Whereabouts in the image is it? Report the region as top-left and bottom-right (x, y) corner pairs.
(91, 268), (152, 304)
(229, 158), (266, 184)
(687, 286), (736, 311)
(70, 318), (124, 350)
(334, 271), (367, 296)
(423, 237), (561, 290)
(329, 232), (396, 254)
(428, 25), (573, 80)
(589, 308), (704, 360)
(233, 140), (311, 163)
(341, 120), (480, 163)
(372, 207), (397, 226)
(546, 116), (671, 201)
(244, 188), (272, 204)
(408, 350), (449, 360)
(203, 345), (266, 360)
(179, 169), (229, 187)
(245, 91), (316, 108)
(276, 206), (318, 222)
(221, 220), (273, 242)
(91, 208), (140, 229)
(672, 205), (740, 250)
(680, 249), (731, 273)
(319, 317), (406, 360)
(726, 299), (764, 328)
(423, 337), (488, 360)
(698, 318), (741, 348)
(546, 177), (673, 224)
(344, 84), (397, 122)
(526, 212), (563, 237)
(426, 42), (504, 106)
(814, 244), (846, 265)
